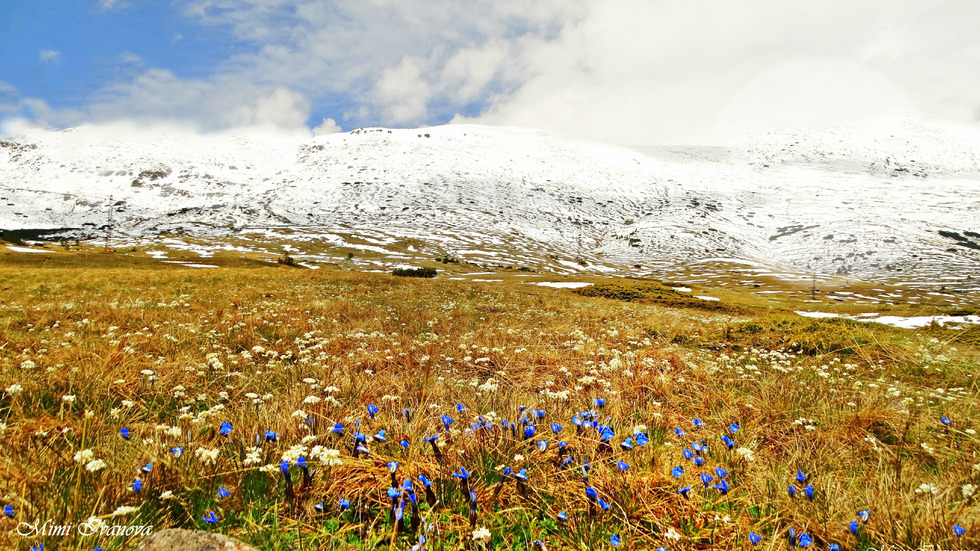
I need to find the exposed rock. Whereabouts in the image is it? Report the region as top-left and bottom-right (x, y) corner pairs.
(134, 528), (258, 551)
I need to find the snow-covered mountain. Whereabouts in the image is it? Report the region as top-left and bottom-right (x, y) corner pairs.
(1, 119), (978, 286)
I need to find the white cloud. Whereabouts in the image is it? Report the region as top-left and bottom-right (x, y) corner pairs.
(312, 117), (341, 136)
(29, 69), (311, 131)
(14, 0), (980, 145)
(0, 81), (19, 114)
(118, 52), (144, 66)
(39, 50), (61, 63)
(98, 0), (130, 10)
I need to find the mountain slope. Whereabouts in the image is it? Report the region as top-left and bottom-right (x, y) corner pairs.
(1, 121), (978, 286)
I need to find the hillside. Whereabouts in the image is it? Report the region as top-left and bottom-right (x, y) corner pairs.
(1, 120), (978, 288)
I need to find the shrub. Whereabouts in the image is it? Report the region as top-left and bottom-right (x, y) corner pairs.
(392, 267), (436, 278)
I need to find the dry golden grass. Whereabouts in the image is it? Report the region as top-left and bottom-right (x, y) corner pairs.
(0, 249), (976, 550)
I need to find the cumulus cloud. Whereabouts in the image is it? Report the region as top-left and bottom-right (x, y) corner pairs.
(312, 117), (341, 136)
(12, 0), (980, 144)
(23, 69), (310, 132)
(39, 50), (61, 63)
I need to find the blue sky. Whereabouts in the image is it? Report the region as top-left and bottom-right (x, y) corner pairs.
(2, 1), (979, 145)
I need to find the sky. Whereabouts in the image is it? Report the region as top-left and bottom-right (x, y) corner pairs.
(2, 0), (980, 145)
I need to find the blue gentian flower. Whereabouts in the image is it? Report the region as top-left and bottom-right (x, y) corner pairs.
(749, 532), (761, 546)
(795, 470), (807, 484)
(620, 438), (633, 451)
(857, 509), (870, 523)
(585, 486), (598, 501)
(804, 484), (814, 501)
(366, 404), (379, 419)
(636, 432), (649, 446)
(314, 502), (324, 513)
(610, 534), (621, 547)
(387, 487), (399, 500)
(599, 426), (614, 442)
(828, 545), (840, 551)
(594, 398), (606, 409)
(399, 438), (409, 448)
(403, 408), (411, 423)
(598, 498), (611, 511)
(729, 423), (740, 433)
(536, 440), (548, 452)
(203, 511), (217, 524)
(3, 505), (13, 518)
(524, 426), (536, 439)
(387, 461), (399, 473)
(693, 418), (704, 428)
(172, 446), (183, 458)
(954, 525), (966, 538)
(675, 427), (686, 437)
(403, 478), (413, 493)
(142, 462), (152, 474)
(339, 498), (351, 510)
(849, 520), (859, 535)
(418, 474), (432, 487)
(514, 469), (528, 482)
(331, 423), (344, 435)
(678, 485), (691, 498)
(941, 416), (952, 426)
(700, 473), (713, 487)
(715, 466), (728, 478)
(617, 461), (630, 471)
(453, 467), (469, 480)
(374, 429), (387, 442)
(694, 457), (704, 467)
(265, 430), (278, 442)
(220, 421), (233, 436)
(132, 479), (142, 493)
(30, 544), (42, 551)
(217, 486), (231, 499)
(721, 435), (735, 449)
(296, 457), (308, 469)
(551, 423), (562, 435)
(456, 403), (467, 412)
(441, 414), (454, 430)
(683, 448), (694, 460)
(120, 428), (131, 440)
(714, 479), (730, 494)
(536, 409), (546, 420)
(672, 466), (684, 477)
(561, 456), (574, 467)
(279, 460), (290, 474)
(798, 533), (812, 547)
(788, 485), (797, 498)
(557, 510), (568, 522)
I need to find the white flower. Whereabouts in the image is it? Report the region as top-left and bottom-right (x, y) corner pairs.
(85, 459), (107, 472)
(195, 447), (220, 465)
(20, 360), (36, 369)
(915, 482), (939, 496)
(962, 484), (977, 498)
(302, 396), (321, 405)
(5, 384), (23, 394)
(109, 506), (139, 516)
(472, 526), (491, 544)
(735, 447), (756, 462)
(313, 447), (342, 467)
(281, 444), (307, 463)
(243, 446), (263, 466)
(62, 395), (76, 403)
(74, 449), (96, 463)
(160, 490), (175, 500)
